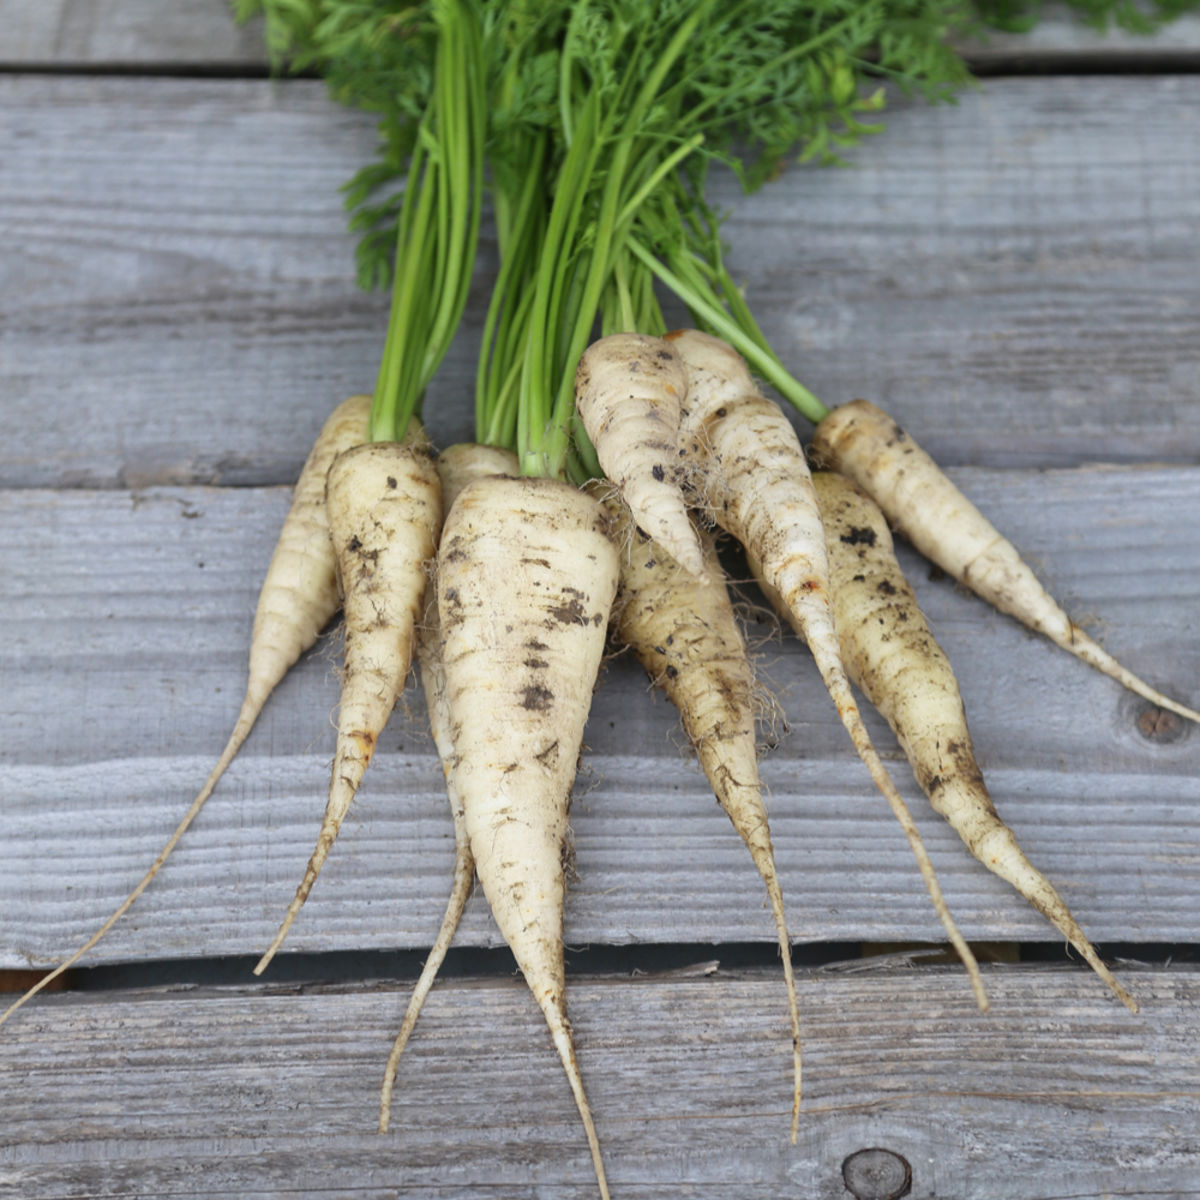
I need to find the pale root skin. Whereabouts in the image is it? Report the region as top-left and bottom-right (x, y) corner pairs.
(811, 399), (1200, 726)
(256, 426), (442, 974)
(437, 475), (619, 1200)
(0, 394), (371, 1030)
(605, 493), (804, 1140)
(379, 443), (519, 1134)
(576, 332), (707, 581)
(666, 328), (988, 1012)
(811, 470), (1137, 1012)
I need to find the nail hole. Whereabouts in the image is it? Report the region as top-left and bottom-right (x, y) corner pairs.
(841, 1147), (912, 1200)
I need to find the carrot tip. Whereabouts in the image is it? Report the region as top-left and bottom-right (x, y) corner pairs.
(251, 946), (279, 976)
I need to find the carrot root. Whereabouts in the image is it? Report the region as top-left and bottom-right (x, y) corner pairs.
(378, 845), (475, 1133)
(606, 493), (804, 1135)
(1, 395), (372, 1028)
(437, 473), (618, 1200)
(256, 430), (442, 974)
(811, 469), (1136, 1012)
(378, 442), (520, 1132)
(576, 332), (707, 581)
(811, 398), (1200, 726)
(669, 328), (987, 1011)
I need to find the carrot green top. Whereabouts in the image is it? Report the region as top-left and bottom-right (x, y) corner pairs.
(237, 0), (1200, 471)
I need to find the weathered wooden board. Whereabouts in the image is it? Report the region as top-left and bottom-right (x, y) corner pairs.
(0, 75), (391, 491)
(0, 0), (266, 66)
(3, 0), (1198, 67)
(964, 10), (1200, 64)
(2, 74), (1199, 490)
(3, 7), (1198, 1195)
(1, 967), (1196, 1198)
(2, 466), (1197, 967)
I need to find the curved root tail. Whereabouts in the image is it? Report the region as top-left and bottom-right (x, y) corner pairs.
(254, 807), (347, 976)
(733, 819), (802, 1138)
(379, 849), (476, 1132)
(254, 746), (371, 975)
(815, 653), (988, 1012)
(976, 824), (1138, 1013)
(756, 859), (803, 1141)
(1, 704), (257, 1029)
(543, 998), (611, 1200)
(1068, 624), (1200, 727)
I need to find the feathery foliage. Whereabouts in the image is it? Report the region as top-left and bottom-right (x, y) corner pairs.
(233, 0), (1200, 464)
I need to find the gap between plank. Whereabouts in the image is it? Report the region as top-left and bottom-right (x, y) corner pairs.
(1, 940), (1193, 996)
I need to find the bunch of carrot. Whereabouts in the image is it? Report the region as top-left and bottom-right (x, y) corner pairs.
(5, 2), (1200, 1196)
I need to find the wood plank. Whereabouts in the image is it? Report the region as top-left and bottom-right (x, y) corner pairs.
(1, 967), (1196, 1197)
(0, 1), (265, 66)
(0, 76), (394, 491)
(963, 10), (1200, 66)
(723, 76), (1200, 472)
(2, 467), (1197, 967)
(2, 74), (1200, 488)
(2, 0), (1198, 67)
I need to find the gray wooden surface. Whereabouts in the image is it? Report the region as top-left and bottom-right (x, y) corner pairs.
(2, 467), (1198, 968)
(1, 6), (1199, 1198)
(0, 0), (267, 66)
(3, 0), (1198, 66)
(4, 73), (1200, 490)
(4, 968), (1198, 1199)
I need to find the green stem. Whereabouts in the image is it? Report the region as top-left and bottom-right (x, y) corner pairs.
(369, 0), (485, 443)
(370, 135), (437, 442)
(517, 92), (604, 475)
(475, 132), (547, 439)
(536, 2), (718, 477)
(603, 253), (637, 336)
(613, 133), (706, 240)
(628, 236), (829, 423)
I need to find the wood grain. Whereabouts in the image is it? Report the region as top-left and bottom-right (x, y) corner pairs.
(964, 10), (1200, 65)
(4, 8), (1199, 1195)
(1, 967), (1196, 1198)
(2, 468), (1196, 967)
(1, 75), (1199, 489)
(0, 0), (266, 66)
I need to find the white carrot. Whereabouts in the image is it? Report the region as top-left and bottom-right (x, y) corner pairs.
(810, 469), (1137, 1011)
(0, 394), (371, 1029)
(666, 328), (988, 1011)
(605, 493), (804, 1139)
(811, 399), (1200, 725)
(256, 424), (442, 973)
(379, 442), (519, 1134)
(437, 473), (619, 1200)
(576, 332), (707, 580)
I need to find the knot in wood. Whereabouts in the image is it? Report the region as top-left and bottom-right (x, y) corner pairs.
(841, 1147), (912, 1200)
(1136, 704), (1185, 744)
